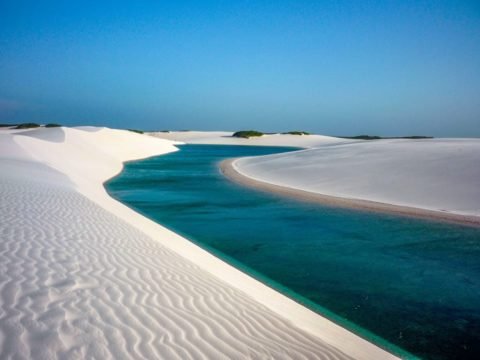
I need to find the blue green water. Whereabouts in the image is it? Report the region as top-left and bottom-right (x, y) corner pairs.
(106, 145), (480, 360)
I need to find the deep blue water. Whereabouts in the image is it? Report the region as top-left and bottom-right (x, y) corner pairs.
(106, 145), (480, 360)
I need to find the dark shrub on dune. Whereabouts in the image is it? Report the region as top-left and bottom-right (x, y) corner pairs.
(340, 135), (433, 140)
(127, 129), (144, 134)
(45, 123), (62, 128)
(403, 136), (433, 139)
(343, 135), (382, 140)
(232, 130), (264, 138)
(283, 131), (310, 135)
(15, 123), (40, 129)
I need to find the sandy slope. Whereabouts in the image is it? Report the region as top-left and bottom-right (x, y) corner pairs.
(233, 138), (480, 218)
(0, 127), (396, 359)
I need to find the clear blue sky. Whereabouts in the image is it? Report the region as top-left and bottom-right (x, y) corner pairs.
(1, 1), (479, 136)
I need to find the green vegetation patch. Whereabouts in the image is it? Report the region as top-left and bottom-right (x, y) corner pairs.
(401, 136), (434, 139)
(127, 129), (144, 134)
(283, 131), (310, 135)
(341, 135), (382, 140)
(15, 123), (40, 129)
(45, 123), (62, 128)
(340, 135), (433, 140)
(232, 130), (264, 138)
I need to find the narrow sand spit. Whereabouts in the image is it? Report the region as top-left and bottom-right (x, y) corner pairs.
(221, 159), (480, 227)
(225, 138), (480, 227)
(0, 127), (397, 359)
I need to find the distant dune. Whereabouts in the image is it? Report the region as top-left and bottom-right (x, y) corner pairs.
(149, 130), (350, 147)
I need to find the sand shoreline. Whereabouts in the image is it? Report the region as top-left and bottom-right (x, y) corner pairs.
(221, 158), (480, 228)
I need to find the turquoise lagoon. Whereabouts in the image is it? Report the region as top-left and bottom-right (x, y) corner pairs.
(106, 145), (480, 360)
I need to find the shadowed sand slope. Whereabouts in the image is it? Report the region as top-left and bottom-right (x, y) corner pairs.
(0, 127), (397, 359)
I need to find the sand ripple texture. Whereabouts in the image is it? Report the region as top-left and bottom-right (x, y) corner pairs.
(0, 127), (358, 359)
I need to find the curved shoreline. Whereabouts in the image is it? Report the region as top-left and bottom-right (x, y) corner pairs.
(220, 158), (480, 228)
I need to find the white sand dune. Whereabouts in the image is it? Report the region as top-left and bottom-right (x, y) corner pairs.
(149, 130), (349, 147)
(0, 127), (396, 359)
(233, 138), (480, 218)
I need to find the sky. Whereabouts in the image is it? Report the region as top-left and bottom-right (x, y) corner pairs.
(0, 1), (479, 136)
